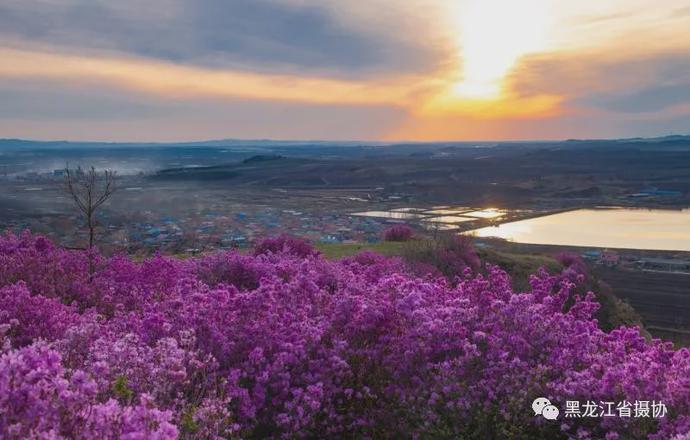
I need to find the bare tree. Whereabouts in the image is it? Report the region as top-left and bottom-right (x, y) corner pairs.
(64, 166), (117, 249)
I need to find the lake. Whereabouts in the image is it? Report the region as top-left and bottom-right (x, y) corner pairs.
(352, 207), (507, 223)
(469, 208), (690, 251)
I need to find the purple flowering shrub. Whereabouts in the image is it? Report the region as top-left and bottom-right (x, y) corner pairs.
(555, 251), (589, 283)
(403, 234), (481, 280)
(0, 283), (81, 347)
(196, 251), (270, 290)
(0, 230), (93, 305)
(382, 224), (415, 242)
(1, 231), (689, 439)
(253, 234), (319, 258)
(0, 342), (178, 439)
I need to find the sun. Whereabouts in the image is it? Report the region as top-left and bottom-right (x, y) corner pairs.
(453, 0), (551, 100)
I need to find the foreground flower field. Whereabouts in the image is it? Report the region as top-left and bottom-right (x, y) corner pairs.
(1, 231), (688, 439)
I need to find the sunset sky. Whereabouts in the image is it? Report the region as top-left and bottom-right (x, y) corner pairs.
(1, 0), (689, 141)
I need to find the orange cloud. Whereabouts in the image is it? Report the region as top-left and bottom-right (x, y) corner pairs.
(0, 46), (429, 107)
(419, 91), (563, 120)
(0, 45), (567, 121)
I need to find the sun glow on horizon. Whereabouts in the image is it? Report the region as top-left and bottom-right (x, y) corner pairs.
(454, 0), (552, 100)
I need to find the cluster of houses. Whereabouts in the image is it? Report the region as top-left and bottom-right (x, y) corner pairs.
(5, 207), (393, 253)
(582, 249), (621, 266)
(582, 249), (690, 274)
(99, 208), (389, 252)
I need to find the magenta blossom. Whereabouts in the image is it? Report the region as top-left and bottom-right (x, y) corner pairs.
(0, 231), (688, 439)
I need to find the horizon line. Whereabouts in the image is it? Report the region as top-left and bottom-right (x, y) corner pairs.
(2, 133), (689, 146)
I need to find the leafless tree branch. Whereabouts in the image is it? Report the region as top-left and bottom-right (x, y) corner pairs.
(63, 165), (117, 249)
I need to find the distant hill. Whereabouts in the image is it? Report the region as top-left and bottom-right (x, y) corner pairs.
(242, 154), (286, 164)
(0, 138), (387, 150)
(151, 156), (315, 182)
(2, 134), (689, 150)
(565, 134), (690, 144)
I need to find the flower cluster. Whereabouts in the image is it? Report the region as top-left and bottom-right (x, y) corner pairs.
(382, 224), (415, 242)
(555, 251), (588, 283)
(253, 234), (319, 258)
(404, 234), (481, 280)
(1, 230), (688, 439)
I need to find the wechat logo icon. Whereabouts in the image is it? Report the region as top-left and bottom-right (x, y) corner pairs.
(533, 397), (559, 420)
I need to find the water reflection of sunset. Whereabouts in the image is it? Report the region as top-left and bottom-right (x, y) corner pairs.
(470, 208), (690, 251)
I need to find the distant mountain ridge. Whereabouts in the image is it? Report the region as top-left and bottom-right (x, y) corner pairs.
(565, 134), (690, 143)
(1, 134), (689, 149)
(0, 138), (389, 149)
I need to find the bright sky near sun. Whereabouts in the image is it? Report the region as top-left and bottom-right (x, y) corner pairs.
(0, 0), (689, 141)
(454, 0), (551, 99)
